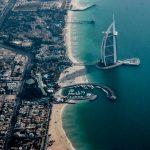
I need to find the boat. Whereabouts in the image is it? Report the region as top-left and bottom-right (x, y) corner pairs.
(83, 86), (88, 90)
(89, 95), (97, 101)
(96, 85), (101, 89)
(90, 85), (94, 89)
(69, 89), (74, 93)
(67, 100), (77, 104)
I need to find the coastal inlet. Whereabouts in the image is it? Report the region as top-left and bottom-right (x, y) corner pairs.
(55, 83), (117, 104)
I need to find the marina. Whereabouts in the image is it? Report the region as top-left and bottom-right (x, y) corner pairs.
(56, 83), (117, 104)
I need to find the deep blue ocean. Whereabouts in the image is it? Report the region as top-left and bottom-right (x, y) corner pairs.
(63, 0), (150, 150)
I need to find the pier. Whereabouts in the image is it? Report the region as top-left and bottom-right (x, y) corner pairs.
(67, 20), (95, 25)
(66, 94), (97, 104)
(70, 4), (96, 11)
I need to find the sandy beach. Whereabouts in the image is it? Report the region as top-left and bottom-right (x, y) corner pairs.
(48, 0), (88, 149)
(48, 104), (75, 150)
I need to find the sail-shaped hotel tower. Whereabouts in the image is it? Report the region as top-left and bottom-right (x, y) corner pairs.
(97, 16), (122, 69)
(96, 16), (140, 69)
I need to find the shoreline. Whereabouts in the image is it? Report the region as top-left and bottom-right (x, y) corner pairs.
(48, 0), (88, 149)
(48, 104), (75, 150)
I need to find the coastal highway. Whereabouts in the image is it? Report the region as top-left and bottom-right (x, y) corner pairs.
(0, 0), (17, 27)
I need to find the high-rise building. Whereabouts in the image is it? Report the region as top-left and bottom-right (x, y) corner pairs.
(96, 16), (140, 69)
(97, 16), (122, 69)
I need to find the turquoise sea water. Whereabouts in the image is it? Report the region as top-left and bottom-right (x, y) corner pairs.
(63, 0), (150, 150)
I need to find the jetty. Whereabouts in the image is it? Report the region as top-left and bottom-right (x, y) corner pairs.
(67, 20), (95, 25)
(67, 94), (97, 101)
(70, 4), (96, 11)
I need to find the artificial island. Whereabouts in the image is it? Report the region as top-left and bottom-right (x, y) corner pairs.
(96, 16), (140, 69)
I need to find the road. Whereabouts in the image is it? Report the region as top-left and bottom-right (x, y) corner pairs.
(0, 0), (25, 148)
(0, 43), (33, 150)
(4, 52), (32, 149)
(3, 46), (32, 150)
(0, 3), (34, 146)
(0, 0), (17, 27)
(0, 1), (48, 149)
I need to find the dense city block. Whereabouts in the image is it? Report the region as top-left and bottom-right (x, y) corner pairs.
(0, 0), (71, 149)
